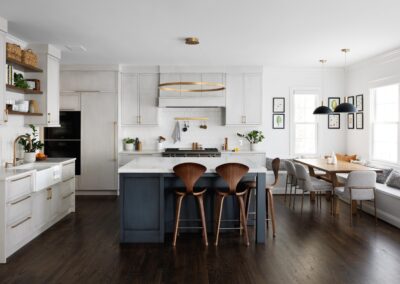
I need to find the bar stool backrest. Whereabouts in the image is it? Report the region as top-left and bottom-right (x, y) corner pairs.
(271, 158), (281, 187)
(216, 163), (250, 194)
(173, 163), (207, 194)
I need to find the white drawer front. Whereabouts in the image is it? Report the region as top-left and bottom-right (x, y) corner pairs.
(7, 195), (33, 226)
(60, 192), (74, 214)
(6, 216), (32, 255)
(62, 162), (75, 181)
(60, 177), (75, 197)
(7, 175), (33, 202)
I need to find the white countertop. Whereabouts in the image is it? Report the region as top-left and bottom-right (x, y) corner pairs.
(119, 150), (265, 155)
(118, 156), (267, 174)
(0, 158), (76, 181)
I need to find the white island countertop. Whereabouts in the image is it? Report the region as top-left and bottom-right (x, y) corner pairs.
(118, 156), (267, 174)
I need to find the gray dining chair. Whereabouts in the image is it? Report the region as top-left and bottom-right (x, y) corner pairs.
(285, 160), (297, 206)
(294, 163), (333, 213)
(334, 171), (377, 226)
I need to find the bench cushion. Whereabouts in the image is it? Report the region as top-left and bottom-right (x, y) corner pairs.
(367, 163), (393, 184)
(386, 171), (400, 190)
(375, 182), (400, 199)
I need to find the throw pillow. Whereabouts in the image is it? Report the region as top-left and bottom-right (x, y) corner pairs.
(386, 171), (400, 189)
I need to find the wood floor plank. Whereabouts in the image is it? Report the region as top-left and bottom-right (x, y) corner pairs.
(0, 196), (399, 284)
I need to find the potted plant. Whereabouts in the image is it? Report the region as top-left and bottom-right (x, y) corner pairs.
(123, 137), (135, 151)
(237, 130), (265, 151)
(157, 136), (166, 151)
(18, 124), (44, 163)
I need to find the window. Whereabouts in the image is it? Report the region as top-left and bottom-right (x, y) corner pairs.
(291, 90), (318, 155)
(371, 84), (400, 163)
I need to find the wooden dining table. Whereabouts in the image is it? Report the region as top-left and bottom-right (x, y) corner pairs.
(293, 158), (382, 214)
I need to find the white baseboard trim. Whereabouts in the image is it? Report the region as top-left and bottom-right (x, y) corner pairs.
(362, 201), (400, 229)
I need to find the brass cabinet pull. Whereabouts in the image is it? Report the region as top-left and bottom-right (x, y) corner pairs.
(10, 195), (31, 205)
(113, 121), (117, 161)
(11, 216), (31, 229)
(4, 109), (8, 123)
(62, 192), (74, 199)
(46, 188), (52, 200)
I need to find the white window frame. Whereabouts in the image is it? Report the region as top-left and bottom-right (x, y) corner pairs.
(290, 88), (319, 157)
(370, 83), (400, 165)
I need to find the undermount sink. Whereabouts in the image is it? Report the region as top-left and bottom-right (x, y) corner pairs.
(13, 163), (62, 191)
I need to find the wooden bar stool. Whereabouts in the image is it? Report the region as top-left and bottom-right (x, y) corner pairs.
(215, 163), (250, 246)
(244, 158), (280, 237)
(172, 163), (208, 246)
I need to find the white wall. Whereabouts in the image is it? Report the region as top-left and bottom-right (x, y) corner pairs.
(121, 66), (347, 158)
(346, 48), (400, 162)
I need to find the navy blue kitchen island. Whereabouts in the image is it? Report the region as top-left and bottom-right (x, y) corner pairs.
(119, 156), (267, 244)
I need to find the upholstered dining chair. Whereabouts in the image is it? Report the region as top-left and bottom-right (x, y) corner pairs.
(294, 163), (334, 213)
(172, 162), (208, 246)
(243, 158), (280, 237)
(334, 171), (377, 226)
(285, 160), (297, 206)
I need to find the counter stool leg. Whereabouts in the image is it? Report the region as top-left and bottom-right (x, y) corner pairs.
(173, 195), (185, 246)
(214, 195), (225, 246)
(196, 195), (208, 246)
(268, 189), (276, 237)
(237, 195), (250, 246)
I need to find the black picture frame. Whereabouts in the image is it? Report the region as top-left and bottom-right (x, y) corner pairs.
(356, 94), (364, 111)
(348, 113), (354, 129)
(272, 97), (285, 113)
(356, 112), (364, 129)
(348, 96), (354, 106)
(328, 97), (341, 111)
(272, 114), (285, 129)
(328, 114), (340, 129)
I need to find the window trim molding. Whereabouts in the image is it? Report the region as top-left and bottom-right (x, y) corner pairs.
(370, 84), (400, 164)
(289, 87), (320, 157)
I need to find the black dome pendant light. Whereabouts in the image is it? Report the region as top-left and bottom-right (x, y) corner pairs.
(313, 59), (332, 114)
(334, 49), (357, 113)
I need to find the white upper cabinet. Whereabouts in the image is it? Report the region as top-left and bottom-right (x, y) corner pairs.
(120, 73), (159, 126)
(25, 45), (61, 127)
(225, 73), (263, 125)
(60, 71), (118, 93)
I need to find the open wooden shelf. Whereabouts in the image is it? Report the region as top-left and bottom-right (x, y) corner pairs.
(6, 57), (43, 73)
(6, 84), (43, 95)
(7, 110), (43, 116)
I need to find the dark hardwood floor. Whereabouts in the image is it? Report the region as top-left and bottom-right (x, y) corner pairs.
(1, 196), (400, 284)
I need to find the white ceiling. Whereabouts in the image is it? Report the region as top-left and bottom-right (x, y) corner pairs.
(1, 0), (400, 67)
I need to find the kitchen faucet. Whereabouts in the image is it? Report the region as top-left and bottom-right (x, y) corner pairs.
(5, 135), (32, 168)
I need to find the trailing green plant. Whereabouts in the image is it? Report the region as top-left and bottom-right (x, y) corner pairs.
(237, 130), (265, 144)
(14, 73), (29, 89)
(18, 124), (44, 153)
(123, 137), (135, 144)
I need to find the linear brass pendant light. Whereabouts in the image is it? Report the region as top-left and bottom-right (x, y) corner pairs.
(313, 59), (333, 114)
(334, 49), (357, 113)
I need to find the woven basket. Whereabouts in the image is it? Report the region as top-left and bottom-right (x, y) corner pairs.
(22, 49), (38, 67)
(6, 43), (22, 61)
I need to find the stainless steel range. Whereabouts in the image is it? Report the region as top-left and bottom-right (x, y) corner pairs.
(162, 148), (221, 157)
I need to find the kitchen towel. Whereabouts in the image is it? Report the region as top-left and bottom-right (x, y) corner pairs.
(172, 121), (181, 143)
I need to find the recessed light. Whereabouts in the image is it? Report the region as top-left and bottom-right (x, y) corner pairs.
(185, 37), (199, 45)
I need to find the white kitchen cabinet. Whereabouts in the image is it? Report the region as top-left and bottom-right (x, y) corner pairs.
(120, 73), (159, 126)
(60, 71), (118, 93)
(60, 92), (81, 111)
(32, 188), (51, 230)
(25, 45), (61, 127)
(225, 73), (263, 125)
(0, 30), (6, 124)
(80, 92), (117, 191)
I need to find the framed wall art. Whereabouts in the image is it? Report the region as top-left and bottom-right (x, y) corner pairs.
(348, 113), (354, 129)
(273, 114), (285, 129)
(356, 112), (364, 129)
(328, 114), (340, 129)
(328, 97), (341, 111)
(356, 94), (364, 111)
(273, 97), (285, 113)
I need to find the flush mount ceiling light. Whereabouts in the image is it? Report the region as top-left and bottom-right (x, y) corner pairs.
(159, 81), (225, 92)
(334, 49), (357, 113)
(313, 59), (333, 115)
(185, 37), (199, 45)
